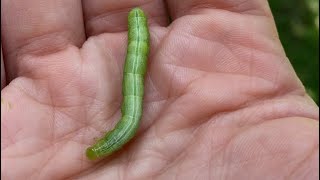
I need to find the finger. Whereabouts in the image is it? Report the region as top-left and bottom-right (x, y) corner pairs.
(1, 0), (86, 80)
(166, 0), (273, 19)
(82, 0), (169, 36)
(1, 46), (6, 89)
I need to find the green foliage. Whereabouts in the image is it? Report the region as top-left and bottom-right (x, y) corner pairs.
(269, 0), (319, 104)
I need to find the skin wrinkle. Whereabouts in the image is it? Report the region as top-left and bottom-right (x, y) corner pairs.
(146, 93), (176, 134)
(286, 144), (319, 179)
(8, 79), (51, 106)
(143, 98), (172, 135)
(5, 30), (80, 61)
(12, 60), (119, 144)
(89, 115), (315, 178)
(12, 47), (83, 86)
(148, 29), (174, 94)
(193, 128), (251, 179)
(151, 97), (177, 135)
(158, 116), (314, 179)
(186, 135), (212, 179)
(162, 62), (277, 96)
(4, 80), (93, 150)
(51, 142), (86, 180)
(221, 148), (232, 180)
(84, 0), (166, 35)
(80, 35), (115, 62)
(3, 137), (51, 158)
(132, 134), (171, 178)
(80, 44), (123, 124)
(2, 125), (24, 149)
(85, 0), (154, 21)
(171, 11), (282, 56)
(29, 144), (58, 180)
(204, 124), (240, 165)
(178, 20), (283, 68)
(146, 28), (168, 61)
(4, 123), (89, 161)
(159, 38), (304, 113)
(222, 21), (283, 56)
(136, 101), (161, 134)
(81, 91), (121, 128)
(123, 137), (159, 179)
(142, 75), (167, 103)
(226, 151), (288, 169)
(62, 142), (90, 179)
(153, 130), (199, 178)
(122, 149), (132, 180)
(222, 119), (316, 169)
(144, 145), (170, 165)
(233, 0), (270, 17)
(127, 145), (167, 177)
(167, 64), (186, 97)
(47, 69), (82, 99)
(79, 46), (124, 129)
(86, 11), (129, 34)
(149, 68), (309, 140)
(53, 108), (92, 142)
(175, 150), (192, 180)
(213, 135), (229, 180)
(146, 13), (171, 27)
(161, 110), (192, 133)
(222, 22), (283, 54)
(220, 0), (259, 13)
(158, 98), (219, 134)
(1, 122), (15, 149)
(15, 80), (88, 128)
(46, 110), (89, 141)
(138, 99), (167, 131)
(34, 141), (71, 180)
(79, 155), (127, 178)
(170, 0), (270, 18)
(156, 129), (194, 163)
(11, 65), (50, 85)
(88, 103), (121, 131)
(88, 11), (167, 34)
(48, 79), (58, 145)
(159, 31), (269, 82)
(211, 97), (319, 129)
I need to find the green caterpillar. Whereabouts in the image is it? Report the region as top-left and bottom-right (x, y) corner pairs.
(86, 8), (150, 160)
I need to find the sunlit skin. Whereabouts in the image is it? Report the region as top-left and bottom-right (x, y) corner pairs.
(1, 0), (319, 180)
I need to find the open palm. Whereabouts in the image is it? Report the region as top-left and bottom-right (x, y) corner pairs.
(1, 0), (318, 179)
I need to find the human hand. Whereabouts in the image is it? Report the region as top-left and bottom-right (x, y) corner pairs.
(1, 0), (318, 179)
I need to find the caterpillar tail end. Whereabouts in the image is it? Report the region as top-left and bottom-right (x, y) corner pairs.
(86, 147), (98, 160)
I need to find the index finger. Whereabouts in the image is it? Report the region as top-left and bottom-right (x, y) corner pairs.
(1, 0), (86, 81)
(166, 0), (273, 19)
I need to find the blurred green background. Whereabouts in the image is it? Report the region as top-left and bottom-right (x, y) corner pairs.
(269, 0), (319, 104)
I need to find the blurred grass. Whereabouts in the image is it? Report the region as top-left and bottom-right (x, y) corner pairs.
(269, 0), (319, 104)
